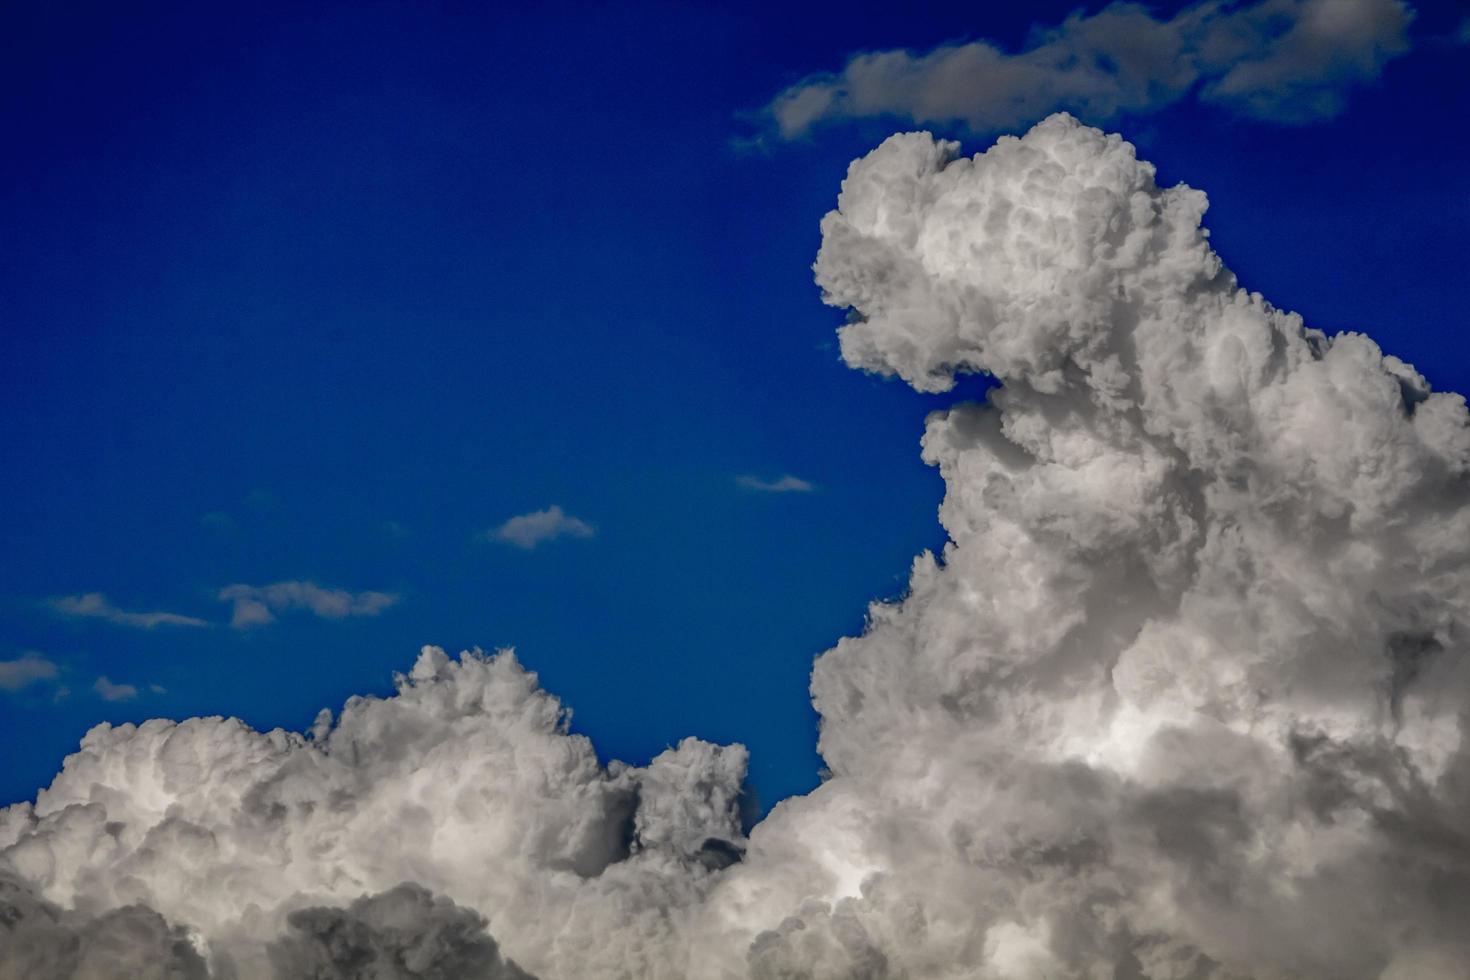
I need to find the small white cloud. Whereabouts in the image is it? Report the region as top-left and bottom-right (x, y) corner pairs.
(217, 581), (400, 630)
(93, 676), (138, 702)
(51, 593), (208, 629)
(738, 474), (816, 493)
(0, 653), (59, 693)
(489, 505), (595, 550)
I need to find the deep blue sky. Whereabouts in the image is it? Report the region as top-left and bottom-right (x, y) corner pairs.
(2, 0), (1467, 812)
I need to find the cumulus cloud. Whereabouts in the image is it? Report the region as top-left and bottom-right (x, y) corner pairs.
(695, 111), (1470, 979)
(0, 647), (747, 977)
(737, 474), (816, 493)
(50, 593), (208, 629)
(767, 0), (1415, 138)
(92, 677), (138, 702)
(6, 115), (1470, 977)
(218, 581), (399, 629)
(0, 654), (59, 693)
(489, 505), (595, 549)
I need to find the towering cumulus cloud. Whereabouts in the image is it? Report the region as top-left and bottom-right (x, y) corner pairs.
(4, 115), (1469, 978)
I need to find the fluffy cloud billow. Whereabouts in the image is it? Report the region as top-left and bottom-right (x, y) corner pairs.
(5, 115), (1469, 978)
(0, 646), (748, 978)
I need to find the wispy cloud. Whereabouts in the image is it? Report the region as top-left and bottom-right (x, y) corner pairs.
(93, 676), (138, 702)
(738, 474), (816, 493)
(765, 0), (1414, 139)
(0, 653), (59, 693)
(489, 505), (595, 550)
(51, 593), (208, 629)
(217, 581), (400, 629)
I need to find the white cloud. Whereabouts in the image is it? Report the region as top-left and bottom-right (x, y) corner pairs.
(0, 647), (745, 977)
(92, 677), (138, 702)
(50, 593), (208, 629)
(489, 505), (595, 549)
(725, 112), (1470, 978)
(768, 0), (1414, 138)
(217, 581), (400, 629)
(0, 654), (59, 693)
(6, 116), (1470, 978)
(737, 474), (816, 493)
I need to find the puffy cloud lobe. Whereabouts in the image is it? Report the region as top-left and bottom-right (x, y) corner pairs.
(768, 0), (1414, 138)
(217, 581), (399, 628)
(7, 114), (1470, 978)
(490, 505), (596, 549)
(266, 883), (533, 979)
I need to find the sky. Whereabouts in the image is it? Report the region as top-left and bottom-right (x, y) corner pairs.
(2, 0), (1468, 820)
(5, 2), (1470, 977)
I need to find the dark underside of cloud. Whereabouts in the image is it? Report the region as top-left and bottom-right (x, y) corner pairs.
(0, 874), (532, 980)
(5, 111), (1470, 978)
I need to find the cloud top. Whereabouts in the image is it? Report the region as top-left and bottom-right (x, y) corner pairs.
(490, 506), (595, 549)
(767, 0), (1414, 138)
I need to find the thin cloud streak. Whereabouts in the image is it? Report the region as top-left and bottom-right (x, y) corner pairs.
(50, 593), (209, 629)
(737, 474), (816, 493)
(217, 581), (400, 629)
